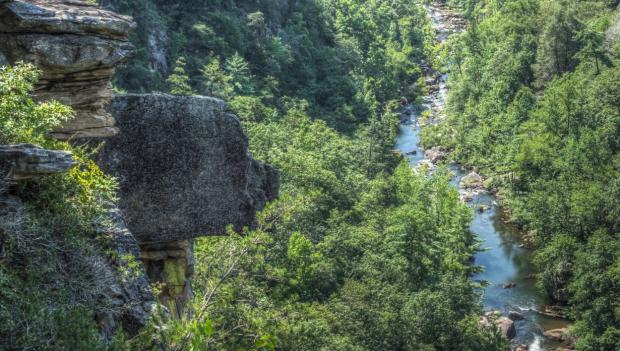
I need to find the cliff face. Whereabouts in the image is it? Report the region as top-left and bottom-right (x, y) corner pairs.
(0, 0), (279, 339)
(0, 144), (155, 340)
(0, 0), (135, 139)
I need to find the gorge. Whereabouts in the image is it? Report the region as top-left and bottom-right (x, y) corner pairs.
(1, 0), (619, 350)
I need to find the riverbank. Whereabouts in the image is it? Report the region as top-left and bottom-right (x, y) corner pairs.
(396, 2), (573, 350)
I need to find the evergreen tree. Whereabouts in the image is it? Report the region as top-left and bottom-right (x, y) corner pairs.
(167, 57), (195, 96)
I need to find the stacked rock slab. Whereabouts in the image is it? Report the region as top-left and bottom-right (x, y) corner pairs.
(0, 0), (136, 139)
(97, 94), (280, 317)
(0, 144), (74, 182)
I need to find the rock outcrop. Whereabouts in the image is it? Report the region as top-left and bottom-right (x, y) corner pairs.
(460, 171), (484, 190)
(1, 0), (280, 334)
(96, 94), (280, 317)
(0, 0), (155, 338)
(0, 144), (75, 182)
(0, 0), (136, 139)
(140, 240), (194, 319)
(97, 94), (280, 243)
(543, 327), (575, 349)
(424, 146), (447, 164)
(498, 317), (516, 339)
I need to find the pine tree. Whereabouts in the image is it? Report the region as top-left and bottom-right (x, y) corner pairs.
(225, 53), (254, 96)
(201, 57), (233, 99)
(167, 57), (195, 96)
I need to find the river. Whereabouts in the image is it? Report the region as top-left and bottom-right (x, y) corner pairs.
(394, 2), (570, 350)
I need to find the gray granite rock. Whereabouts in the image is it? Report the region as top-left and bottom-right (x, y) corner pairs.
(97, 94), (280, 242)
(0, 0), (135, 38)
(0, 144), (75, 182)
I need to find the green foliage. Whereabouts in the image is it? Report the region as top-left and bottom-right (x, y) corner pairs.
(120, 101), (505, 349)
(97, 1), (505, 350)
(167, 57), (195, 96)
(0, 63), (72, 145)
(425, 0), (620, 347)
(201, 57), (233, 99)
(0, 63), (121, 350)
(103, 0), (434, 132)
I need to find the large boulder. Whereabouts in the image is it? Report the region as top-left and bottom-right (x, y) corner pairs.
(0, 0), (134, 37)
(460, 171), (484, 190)
(479, 311), (517, 340)
(424, 146), (446, 164)
(0, 0), (136, 139)
(97, 94), (280, 243)
(499, 317), (516, 339)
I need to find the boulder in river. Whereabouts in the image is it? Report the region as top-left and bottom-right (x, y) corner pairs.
(480, 311), (516, 340)
(424, 146), (446, 164)
(508, 311), (525, 321)
(503, 282), (517, 289)
(499, 317), (516, 339)
(460, 191), (474, 202)
(543, 328), (570, 342)
(459, 171), (484, 190)
(544, 327), (576, 349)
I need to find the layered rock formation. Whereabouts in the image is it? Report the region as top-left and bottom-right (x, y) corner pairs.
(0, 144), (75, 181)
(140, 240), (194, 320)
(0, 0), (136, 139)
(97, 94), (280, 317)
(0, 0), (154, 339)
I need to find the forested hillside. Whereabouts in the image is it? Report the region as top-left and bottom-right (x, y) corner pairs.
(91, 0), (507, 350)
(101, 0), (432, 132)
(423, 0), (620, 349)
(7, 0), (619, 349)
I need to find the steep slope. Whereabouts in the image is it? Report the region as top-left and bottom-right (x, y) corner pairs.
(0, 1), (280, 347)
